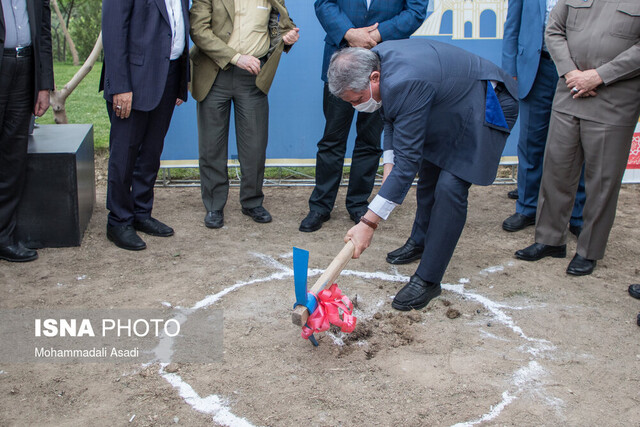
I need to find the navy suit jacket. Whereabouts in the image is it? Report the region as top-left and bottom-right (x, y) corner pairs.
(502, 0), (547, 99)
(314, 0), (428, 81)
(100, 0), (190, 112)
(374, 39), (518, 204)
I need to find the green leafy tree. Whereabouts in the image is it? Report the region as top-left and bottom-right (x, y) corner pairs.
(70, 0), (102, 62)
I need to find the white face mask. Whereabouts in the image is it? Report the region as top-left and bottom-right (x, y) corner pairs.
(353, 82), (382, 113)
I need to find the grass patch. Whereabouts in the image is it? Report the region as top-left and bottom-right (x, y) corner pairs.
(157, 166), (381, 182)
(38, 61), (110, 149)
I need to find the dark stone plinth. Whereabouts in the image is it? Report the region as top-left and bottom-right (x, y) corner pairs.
(15, 124), (95, 248)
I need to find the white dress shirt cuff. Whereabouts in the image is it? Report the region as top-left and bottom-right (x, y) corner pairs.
(383, 150), (395, 165)
(369, 194), (398, 220)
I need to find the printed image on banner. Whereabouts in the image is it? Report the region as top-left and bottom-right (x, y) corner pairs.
(629, 122), (640, 170)
(623, 119), (640, 183)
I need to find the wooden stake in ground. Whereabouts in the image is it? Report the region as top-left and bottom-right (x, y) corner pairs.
(292, 240), (355, 326)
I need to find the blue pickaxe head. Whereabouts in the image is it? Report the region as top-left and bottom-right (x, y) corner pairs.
(293, 247), (318, 346)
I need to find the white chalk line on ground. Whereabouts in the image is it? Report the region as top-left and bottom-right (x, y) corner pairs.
(155, 252), (560, 426)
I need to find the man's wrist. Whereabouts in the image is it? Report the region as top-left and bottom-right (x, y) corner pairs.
(359, 216), (378, 230)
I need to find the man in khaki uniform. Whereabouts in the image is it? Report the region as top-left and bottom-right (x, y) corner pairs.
(190, 0), (298, 229)
(516, 0), (640, 275)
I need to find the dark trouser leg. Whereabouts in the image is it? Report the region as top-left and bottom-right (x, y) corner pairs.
(345, 110), (382, 214)
(415, 167), (471, 284)
(409, 160), (435, 247)
(132, 61), (180, 221)
(516, 57), (557, 218)
(198, 69), (233, 212)
(106, 105), (149, 226)
(0, 55), (34, 246)
(570, 167), (586, 228)
(233, 67), (269, 209)
(308, 84), (355, 215)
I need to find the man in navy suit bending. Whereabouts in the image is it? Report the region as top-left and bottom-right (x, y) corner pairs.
(333, 39), (518, 311)
(100, 0), (189, 251)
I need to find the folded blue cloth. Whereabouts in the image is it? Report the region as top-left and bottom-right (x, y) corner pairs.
(485, 83), (508, 129)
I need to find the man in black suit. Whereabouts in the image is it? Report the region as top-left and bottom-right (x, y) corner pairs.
(100, 0), (189, 251)
(0, 0), (54, 262)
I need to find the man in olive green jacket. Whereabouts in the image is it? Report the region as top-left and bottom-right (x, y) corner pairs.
(190, 0), (298, 229)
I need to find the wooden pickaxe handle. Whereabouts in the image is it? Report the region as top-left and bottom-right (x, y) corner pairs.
(291, 240), (355, 326)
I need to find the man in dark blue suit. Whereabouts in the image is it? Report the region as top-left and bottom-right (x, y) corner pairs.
(501, 0), (585, 235)
(100, 0), (189, 251)
(299, 0), (428, 232)
(332, 39), (518, 311)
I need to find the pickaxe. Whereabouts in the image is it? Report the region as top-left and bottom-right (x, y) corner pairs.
(292, 241), (355, 345)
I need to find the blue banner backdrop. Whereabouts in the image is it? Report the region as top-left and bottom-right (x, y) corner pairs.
(161, 1), (519, 167)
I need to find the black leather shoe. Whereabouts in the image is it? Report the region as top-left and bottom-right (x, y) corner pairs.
(637, 313), (640, 327)
(204, 211), (224, 229)
(349, 209), (368, 224)
(134, 217), (174, 237)
(628, 284), (640, 300)
(392, 274), (441, 311)
(299, 211), (330, 232)
(0, 242), (38, 262)
(107, 224), (146, 251)
(241, 206), (272, 223)
(515, 242), (566, 261)
(569, 224), (582, 238)
(386, 237), (424, 265)
(566, 253), (596, 276)
(507, 189), (519, 200)
(502, 213), (535, 232)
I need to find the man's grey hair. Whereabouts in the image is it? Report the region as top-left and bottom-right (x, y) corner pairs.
(327, 47), (381, 97)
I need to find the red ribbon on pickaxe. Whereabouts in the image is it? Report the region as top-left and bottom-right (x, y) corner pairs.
(292, 242), (357, 346)
(301, 283), (357, 340)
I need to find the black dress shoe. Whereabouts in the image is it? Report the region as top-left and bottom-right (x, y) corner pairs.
(515, 242), (566, 261)
(107, 224), (146, 251)
(507, 189), (519, 200)
(204, 211), (224, 229)
(637, 313), (640, 327)
(566, 253), (596, 276)
(134, 217), (174, 237)
(299, 211), (330, 232)
(241, 206), (272, 223)
(392, 274), (441, 311)
(349, 209), (368, 224)
(0, 242), (38, 262)
(386, 237), (424, 265)
(569, 224), (582, 238)
(628, 284), (640, 299)
(502, 213), (535, 232)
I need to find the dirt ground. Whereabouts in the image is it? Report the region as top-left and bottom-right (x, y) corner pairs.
(1, 172), (639, 426)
